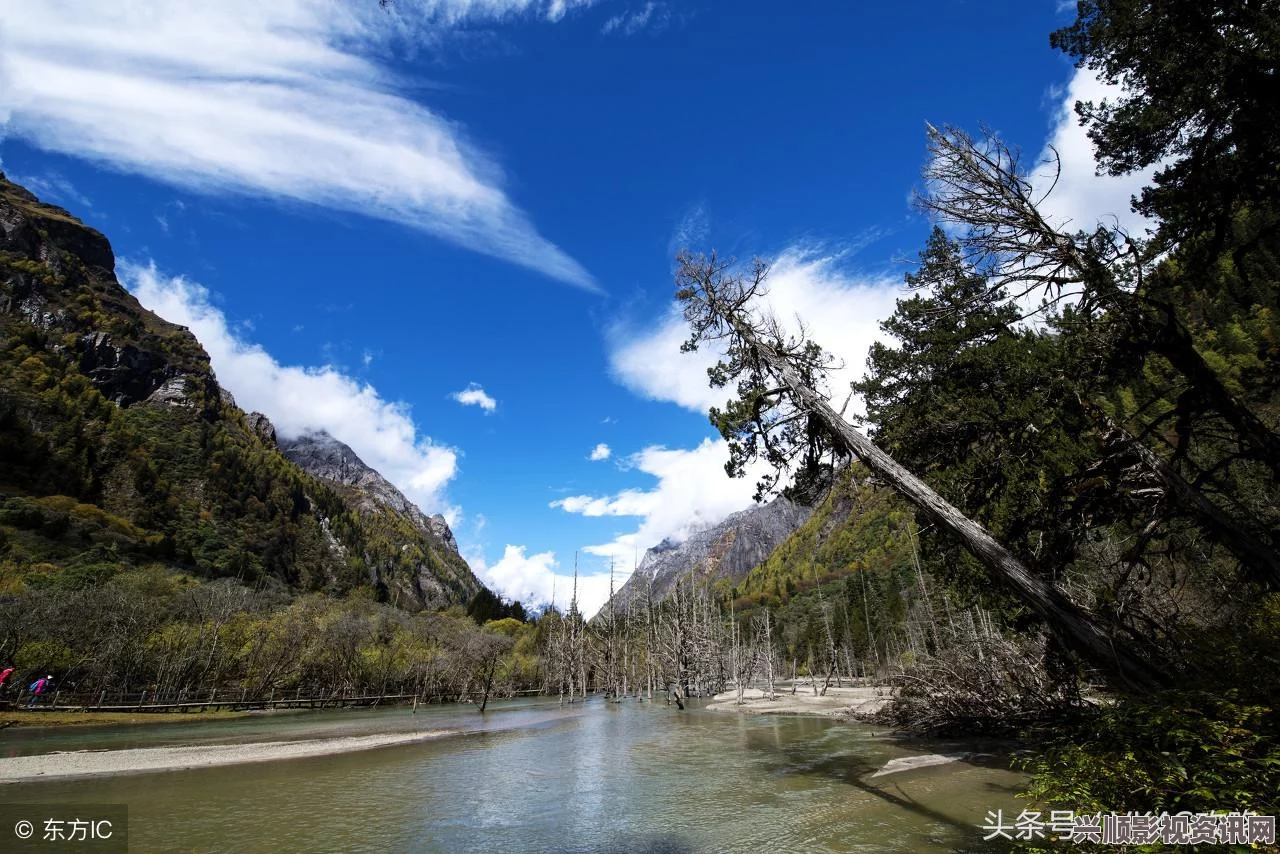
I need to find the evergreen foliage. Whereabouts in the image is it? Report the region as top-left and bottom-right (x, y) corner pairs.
(0, 174), (482, 612)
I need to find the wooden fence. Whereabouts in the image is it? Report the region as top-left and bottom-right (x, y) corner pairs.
(4, 684), (556, 714)
(5, 686), (420, 714)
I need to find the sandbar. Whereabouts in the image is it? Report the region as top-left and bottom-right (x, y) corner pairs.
(706, 684), (892, 717)
(0, 729), (459, 783)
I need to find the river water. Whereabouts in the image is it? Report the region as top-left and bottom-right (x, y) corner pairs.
(1, 698), (1025, 852)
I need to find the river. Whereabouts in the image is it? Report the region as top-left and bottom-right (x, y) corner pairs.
(1, 697), (1025, 852)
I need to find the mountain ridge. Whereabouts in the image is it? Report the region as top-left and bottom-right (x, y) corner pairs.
(277, 428), (459, 554)
(610, 494), (812, 611)
(0, 172), (482, 610)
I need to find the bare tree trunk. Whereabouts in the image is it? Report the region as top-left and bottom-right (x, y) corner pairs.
(817, 585), (838, 695)
(479, 658), (495, 713)
(727, 316), (1169, 691)
(763, 607), (776, 700)
(646, 575), (656, 700)
(907, 522), (940, 650)
(859, 569), (878, 673)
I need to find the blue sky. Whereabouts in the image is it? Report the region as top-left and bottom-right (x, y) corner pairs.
(0, 1), (1147, 615)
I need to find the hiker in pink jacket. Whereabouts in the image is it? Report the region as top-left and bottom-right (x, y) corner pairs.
(27, 675), (52, 707)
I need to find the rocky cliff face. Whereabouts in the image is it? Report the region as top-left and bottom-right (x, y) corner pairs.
(278, 430), (478, 608)
(1, 176), (218, 410)
(0, 172), (482, 610)
(278, 430), (459, 554)
(612, 495), (812, 609)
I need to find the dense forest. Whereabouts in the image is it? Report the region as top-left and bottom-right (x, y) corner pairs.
(2, 0), (1278, 840)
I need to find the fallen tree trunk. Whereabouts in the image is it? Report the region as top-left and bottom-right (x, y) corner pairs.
(751, 330), (1169, 691)
(674, 248), (1174, 693)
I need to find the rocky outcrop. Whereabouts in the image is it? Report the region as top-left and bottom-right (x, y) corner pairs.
(613, 495), (812, 609)
(246, 412), (277, 447)
(0, 176), (115, 274)
(277, 430), (459, 551)
(278, 430), (480, 609)
(78, 330), (183, 406)
(427, 513), (458, 553)
(0, 171), (484, 611)
(2, 171), (217, 410)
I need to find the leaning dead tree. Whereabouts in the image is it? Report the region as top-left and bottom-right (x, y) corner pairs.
(675, 252), (1172, 692)
(919, 124), (1280, 590)
(921, 125), (1280, 487)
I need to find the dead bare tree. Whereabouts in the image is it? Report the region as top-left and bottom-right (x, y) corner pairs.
(815, 584), (838, 696)
(676, 251), (1171, 692)
(759, 607), (777, 700)
(919, 124), (1280, 518)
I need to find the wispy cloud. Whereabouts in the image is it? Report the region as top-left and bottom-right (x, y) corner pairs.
(1, 1), (596, 289)
(452, 382), (498, 413)
(610, 247), (901, 417)
(669, 200), (709, 255)
(6, 170), (92, 210)
(125, 260), (461, 519)
(588, 442), (611, 461)
(601, 2), (669, 36)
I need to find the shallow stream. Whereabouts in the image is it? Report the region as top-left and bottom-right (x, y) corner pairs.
(1, 697), (1026, 852)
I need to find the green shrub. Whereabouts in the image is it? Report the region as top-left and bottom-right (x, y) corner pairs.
(1019, 690), (1280, 817)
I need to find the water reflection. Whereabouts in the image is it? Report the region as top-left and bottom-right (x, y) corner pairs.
(1, 698), (1026, 853)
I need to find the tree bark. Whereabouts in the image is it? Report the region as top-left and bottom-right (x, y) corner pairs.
(737, 321), (1172, 692)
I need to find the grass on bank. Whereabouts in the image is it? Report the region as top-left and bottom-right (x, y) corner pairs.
(0, 708), (251, 728)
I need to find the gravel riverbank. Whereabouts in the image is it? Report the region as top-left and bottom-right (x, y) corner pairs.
(0, 729), (459, 783)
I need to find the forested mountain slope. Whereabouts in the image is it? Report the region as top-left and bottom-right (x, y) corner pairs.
(278, 429), (478, 608)
(0, 173), (481, 610)
(611, 494), (810, 610)
(732, 466), (911, 608)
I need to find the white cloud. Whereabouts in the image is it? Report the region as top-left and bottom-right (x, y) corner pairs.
(1, 0), (595, 289)
(124, 261), (461, 520)
(553, 437), (766, 573)
(471, 544), (616, 617)
(610, 247), (901, 418)
(452, 383), (497, 413)
(601, 2), (667, 36)
(1033, 68), (1156, 240)
(593, 248), (901, 581)
(588, 442), (611, 461)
